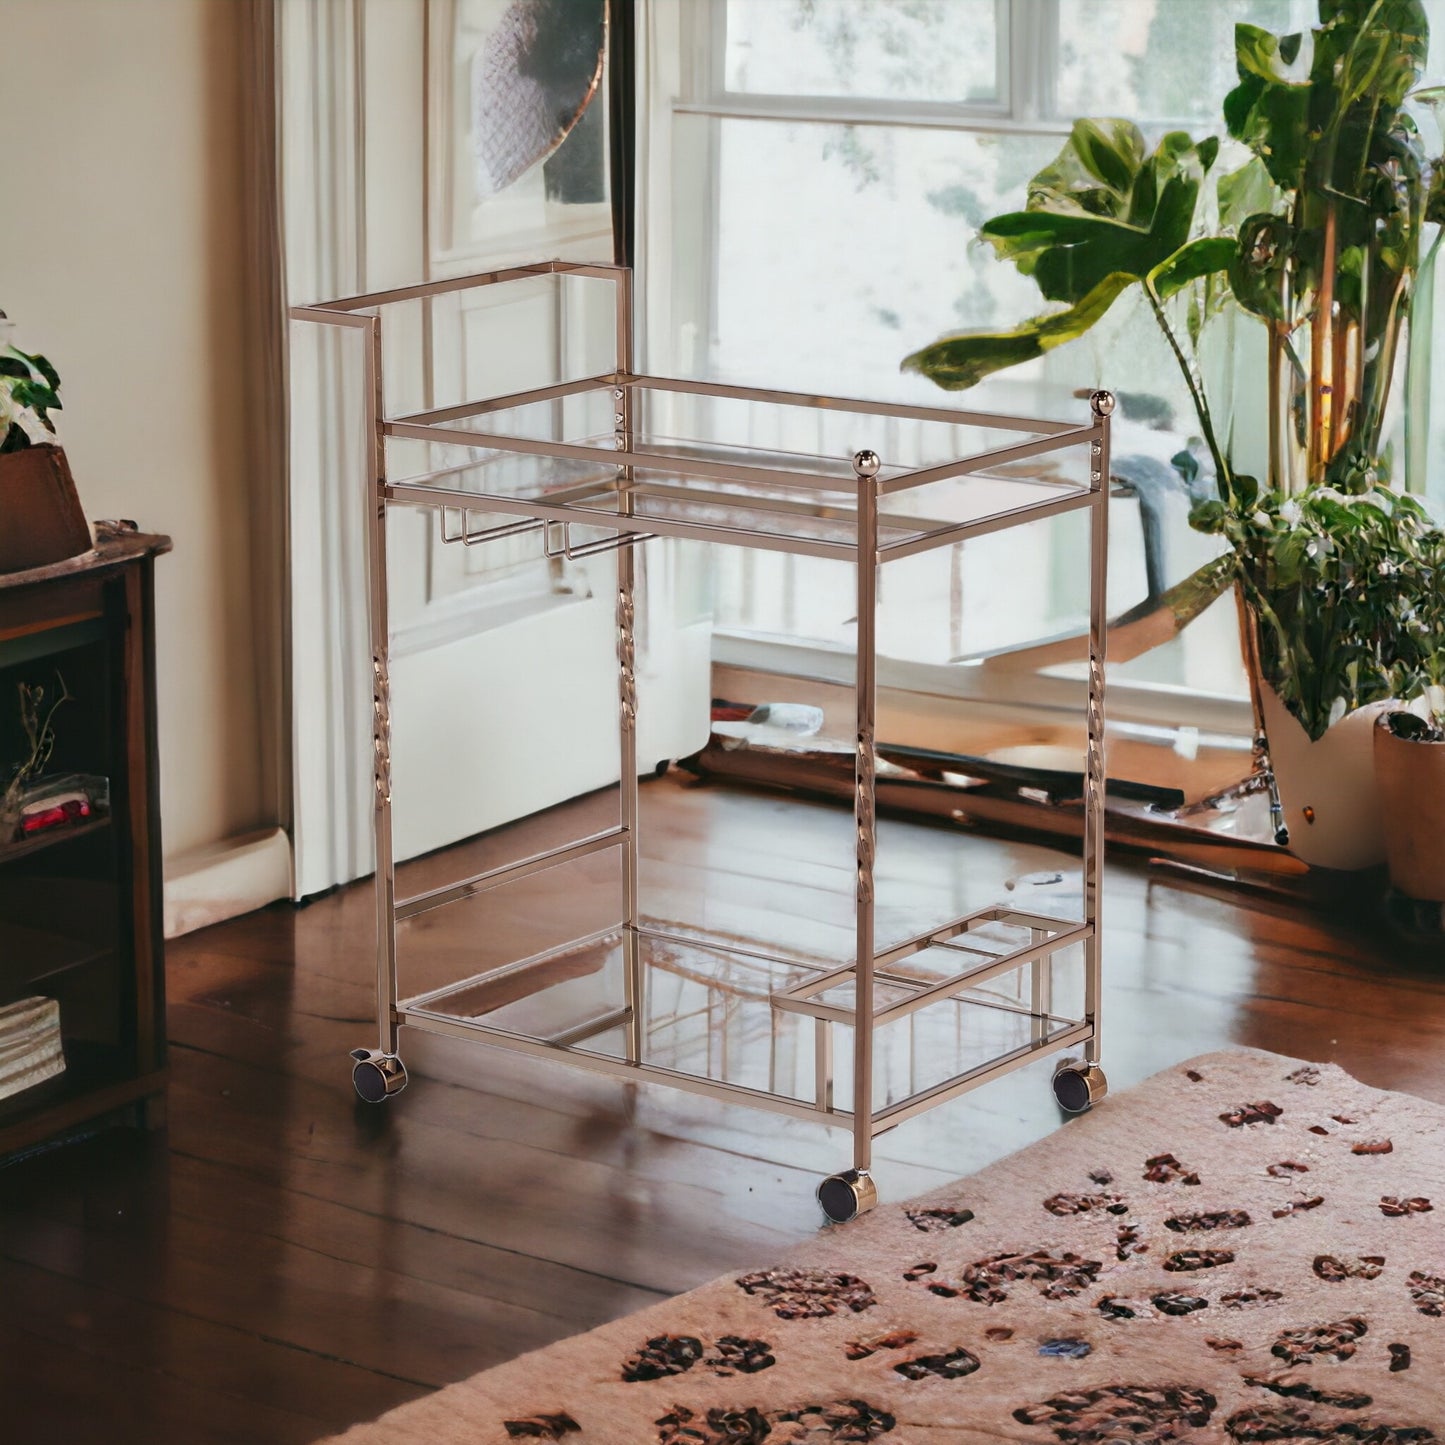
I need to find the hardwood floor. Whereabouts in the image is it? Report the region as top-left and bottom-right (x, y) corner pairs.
(2, 772), (1443, 1442)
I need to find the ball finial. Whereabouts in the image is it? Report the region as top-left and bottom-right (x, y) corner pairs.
(1089, 390), (1116, 419)
(852, 448), (881, 478)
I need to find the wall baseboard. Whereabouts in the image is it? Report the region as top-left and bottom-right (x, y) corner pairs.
(163, 826), (293, 939)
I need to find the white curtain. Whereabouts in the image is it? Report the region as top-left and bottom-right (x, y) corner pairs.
(241, 0), (293, 851)
(276, 0), (376, 897)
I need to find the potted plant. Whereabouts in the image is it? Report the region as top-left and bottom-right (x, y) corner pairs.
(903, 0), (1445, 870)
(0, 312), (90, 574)
(1195, 484), (1445, 869)
(1374, 513), (1445, 902)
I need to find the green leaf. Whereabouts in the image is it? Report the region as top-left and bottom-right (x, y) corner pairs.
(1028, 118), (1144, 216)
(1217, 156), (1280, 230)
(977, 121), (1213, 305)
(901, 273), (1133, 391)
(9, 379), (60, 418)
(1189, 499), (1227, 534)
(1225, 74), (1311, 188)
(1318, 0), (1427, 109)
(1225, 22), (1313, 188)
(1068, 117), (1144, 196)
(27, 352), (60, 393)
(1233, 23), (1289, 81)
(1229, 213), (1294, 321)
(1148, 237), (1236, 301)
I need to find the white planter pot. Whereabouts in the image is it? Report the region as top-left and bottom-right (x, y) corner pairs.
(1260, 685), (1391, 870)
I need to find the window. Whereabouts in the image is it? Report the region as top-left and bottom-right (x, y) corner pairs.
(722, 0), (1004, 106)
(642, 0), (1445, 720)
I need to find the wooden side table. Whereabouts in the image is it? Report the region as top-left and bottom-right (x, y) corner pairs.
(0, 525), (170, 1157)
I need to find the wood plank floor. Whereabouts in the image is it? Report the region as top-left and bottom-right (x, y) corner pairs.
(2, 772), (1443, 1442)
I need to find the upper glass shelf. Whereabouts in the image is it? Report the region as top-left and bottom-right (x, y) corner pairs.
(383, 375), (1100, 561)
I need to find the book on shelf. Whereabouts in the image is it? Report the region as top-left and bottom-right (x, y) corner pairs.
(0, 995), (65, 1101)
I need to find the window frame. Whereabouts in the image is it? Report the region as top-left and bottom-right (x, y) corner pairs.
(678, 0), (1073, 135)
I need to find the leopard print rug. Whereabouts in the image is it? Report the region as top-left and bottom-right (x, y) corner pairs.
(325, 1050), (1445, 1443)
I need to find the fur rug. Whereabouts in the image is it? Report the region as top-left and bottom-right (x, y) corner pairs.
(326, 1050), (1445, 1443)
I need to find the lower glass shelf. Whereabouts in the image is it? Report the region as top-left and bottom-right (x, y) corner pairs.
(400, 919), (1087, 1124)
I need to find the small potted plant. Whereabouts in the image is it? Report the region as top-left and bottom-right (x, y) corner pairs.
(0, 312), (90, 574)
(1192, 485), (1445, 870)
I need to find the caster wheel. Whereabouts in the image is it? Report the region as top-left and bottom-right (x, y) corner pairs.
(1052, 1060), (1108, 1114)
(817, 1169), (878, 1224)
(350, 1048), (408, 1103)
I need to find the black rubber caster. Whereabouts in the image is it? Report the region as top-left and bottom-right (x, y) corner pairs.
(1052, 1059), (1108, 1114)
(817, 1169), (878, 1224)
(350, 1048), (408, 1103)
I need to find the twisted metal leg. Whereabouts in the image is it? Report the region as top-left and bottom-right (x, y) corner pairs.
(366, 314), (400, 1063)
(1082, 391), (1112, 1068)
(618, 537), (643, 1062)
(613, 266), (645, 1064)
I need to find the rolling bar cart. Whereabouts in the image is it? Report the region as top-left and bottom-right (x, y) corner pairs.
(294, 259), (1113, 1223)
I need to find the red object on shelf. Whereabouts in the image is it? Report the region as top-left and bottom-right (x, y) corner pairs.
(19, 792), (93, 835)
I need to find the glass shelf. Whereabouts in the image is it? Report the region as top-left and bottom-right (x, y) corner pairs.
(384, 375), (1098, 561)
(401, 917), (1087, 1122)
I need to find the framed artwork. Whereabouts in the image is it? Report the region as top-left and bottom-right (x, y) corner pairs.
(428, 0), (612, 271)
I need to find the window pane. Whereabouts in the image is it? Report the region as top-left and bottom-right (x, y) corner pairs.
(724, 0), (1001, 104)
(696, 114), (1055, 397)
(676, 115), (1098, 668)
(1057, 0), (1311, 125)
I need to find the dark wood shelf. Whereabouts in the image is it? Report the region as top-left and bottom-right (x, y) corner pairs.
(0, 1061), (165, 1159)
(0, 925), (112, 998)
(0, 812), (111, 867)
(0, 527), (169, 1159)
(0, 1038), (129, 1129)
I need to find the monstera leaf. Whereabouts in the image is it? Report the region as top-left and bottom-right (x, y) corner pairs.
(979, 120), (1217, 304)
(1226, 1), (1428, 197)
(1223, 25), (1311, 190)
(903, 121), (1224, 390)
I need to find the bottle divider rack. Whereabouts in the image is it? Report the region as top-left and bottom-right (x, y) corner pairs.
(294, 258), (1113, 1222)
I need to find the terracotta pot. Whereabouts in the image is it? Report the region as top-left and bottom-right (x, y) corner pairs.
(1374, 715), (1445, 902)
(0, 444), (90, 573)
(1260, 684), (1391, 870)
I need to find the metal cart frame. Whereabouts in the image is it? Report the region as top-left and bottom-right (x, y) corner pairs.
(294, 258), (1113, 1222)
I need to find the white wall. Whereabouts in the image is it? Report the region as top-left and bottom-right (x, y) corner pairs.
(0, 0), (281, 877)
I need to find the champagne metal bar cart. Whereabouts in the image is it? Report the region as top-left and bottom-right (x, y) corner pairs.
(294, 259), (1114, 1223)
